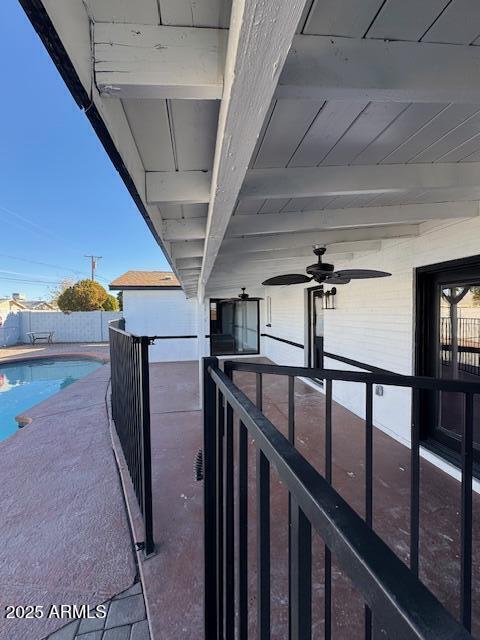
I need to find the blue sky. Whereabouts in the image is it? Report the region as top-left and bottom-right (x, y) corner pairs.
(0, 1), (171, 300)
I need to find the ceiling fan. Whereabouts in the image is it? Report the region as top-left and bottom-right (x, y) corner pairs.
(219, 287), (264, 303)
(262, 246), (391, 286)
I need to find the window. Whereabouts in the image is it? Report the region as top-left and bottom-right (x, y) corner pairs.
(416, 256), (480, 463)
(209, 299), (260, 356)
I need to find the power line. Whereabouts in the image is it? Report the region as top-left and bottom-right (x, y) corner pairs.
(0, 252), (110, 284)
(0, 275), (64, 286)
(0, 203), (84, 252)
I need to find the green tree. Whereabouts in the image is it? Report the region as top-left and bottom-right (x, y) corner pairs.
(57, 279), (109, 312)
(116, 291), (123, 311)
(102, 294), (119, 311)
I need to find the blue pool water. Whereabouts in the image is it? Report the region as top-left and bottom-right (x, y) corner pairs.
(0, 358), (103, 441)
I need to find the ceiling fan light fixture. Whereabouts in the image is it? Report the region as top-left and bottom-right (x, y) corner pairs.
(261, 248), (392, 287)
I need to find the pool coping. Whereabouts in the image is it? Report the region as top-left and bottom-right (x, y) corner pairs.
(0, 352), (110, 428)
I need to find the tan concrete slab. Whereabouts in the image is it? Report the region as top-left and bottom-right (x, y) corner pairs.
(0, 360), (136, 640)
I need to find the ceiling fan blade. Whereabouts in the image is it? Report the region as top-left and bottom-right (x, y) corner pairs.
(325, 276), (350, 284)
(334, 269), (391, 279)
(262, 274), (312, 286)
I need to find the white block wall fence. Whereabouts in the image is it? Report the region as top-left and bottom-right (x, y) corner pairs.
(16, 310), (122, 344)
(0, 313), (20, 347)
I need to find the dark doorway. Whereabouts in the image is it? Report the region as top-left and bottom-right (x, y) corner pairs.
(416, 255), (480, 463)
(209, 299), (260, 356)
(307, 286), (324, 368)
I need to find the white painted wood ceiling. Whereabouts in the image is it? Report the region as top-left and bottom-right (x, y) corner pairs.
(43, 0), (480, 294)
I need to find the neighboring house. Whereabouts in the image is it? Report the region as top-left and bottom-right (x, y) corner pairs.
(17, 300), (58, 311)
(0, 295), (57, 313)
(0, 297), (27, 313)
(109, 271), (198, 362)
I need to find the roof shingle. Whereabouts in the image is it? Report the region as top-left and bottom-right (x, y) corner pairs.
(109, 271), (180, 290)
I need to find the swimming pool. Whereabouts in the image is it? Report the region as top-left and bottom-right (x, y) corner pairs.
(0, 357), (104, 441)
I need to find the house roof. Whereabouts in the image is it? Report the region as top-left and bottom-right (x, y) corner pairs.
(0, 298), (56, 311)
(109, 271), (181, 290)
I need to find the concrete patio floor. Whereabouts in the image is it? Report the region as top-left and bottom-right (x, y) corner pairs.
(0, 344), (137, 640)
(132, 358), (480, 639)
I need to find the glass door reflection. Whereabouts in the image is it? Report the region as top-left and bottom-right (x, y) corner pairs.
(438, 282), (480, 448)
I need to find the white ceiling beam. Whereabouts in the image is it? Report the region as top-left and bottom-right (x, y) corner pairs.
(94, 26), (480, 103)
(215, 242), (381, 263)
(221, 224), (419, 254)
(171, 241), (204, 259)
(176, 257), (203, 269)
(227, 202), (478, 237)
(210, 255), (355, 279)
(147, 172), (210, 205)
(241, 163), (480, 201)
(163, 217), (207, 241)
(215, 248), (355, 266)
(199, 0), (310, 294)
(179, 268), (202, 276)
(94, 24), (226, 100)
(278, 35), (480, 103)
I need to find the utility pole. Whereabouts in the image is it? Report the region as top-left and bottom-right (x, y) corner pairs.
(85, 255), (102, 281)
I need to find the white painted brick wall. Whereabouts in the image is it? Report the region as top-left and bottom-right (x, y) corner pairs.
(260, 215), (480, 446)
(263, 285), (306, 366)
(18, 311), (122, 343)
(123, 289), (198, 362)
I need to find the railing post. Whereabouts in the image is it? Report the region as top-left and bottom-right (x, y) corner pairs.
(139, 336), (154, 557)
(203, 356), (219, 640)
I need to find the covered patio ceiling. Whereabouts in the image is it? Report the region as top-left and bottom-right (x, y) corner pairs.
(23, 0), (480, 296)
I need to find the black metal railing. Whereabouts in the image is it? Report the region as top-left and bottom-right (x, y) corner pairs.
(109, 323), (154, 556)
(441, 317), (480, 376)
(203, 357), (478, 639)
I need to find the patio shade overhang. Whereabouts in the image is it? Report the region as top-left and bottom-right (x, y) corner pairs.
(21, 0), (480, 298)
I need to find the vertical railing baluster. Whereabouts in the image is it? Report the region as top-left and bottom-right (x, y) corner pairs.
(256, 372), (263, 410)
(257, 448), (270, 640)
(224, 399), (235, 639)
(288, 376), (295, 639)
(216, 387), (225, 639)
(140, 336), (154, 556)
(203, 357), (219, 640)
(410, 387), (420, 577)
(325, 379), (332, 640)
(291, 498), (312, 640)
(364, 383), (373, 639)
(256, 370), (270, 638)
(461, 392), (474, 632)
(238, 420), (248, 640)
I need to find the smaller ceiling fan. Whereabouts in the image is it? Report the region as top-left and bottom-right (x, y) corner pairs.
(219, 288), (264, 303)
(262, 246), (391, 286)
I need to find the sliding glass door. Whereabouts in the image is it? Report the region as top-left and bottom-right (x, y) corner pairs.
(209, 299), (260, 356)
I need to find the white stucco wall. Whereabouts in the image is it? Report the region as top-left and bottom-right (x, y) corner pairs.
(123, 289), (199, 362)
